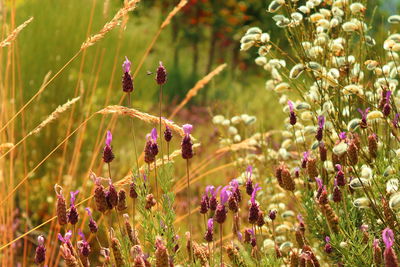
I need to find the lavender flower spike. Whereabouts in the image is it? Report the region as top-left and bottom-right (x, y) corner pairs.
(358, 108), (370, 128)
(122, 57), (134, 93)
(288, 100), (297, 125)
(58, 230), (73, 244)
(207, 218), (214, 232)
(246, 165), (253, 179)
(318, 115), (325, 128)
(103, 130), (114, 163)
(156, 61), (167, 85)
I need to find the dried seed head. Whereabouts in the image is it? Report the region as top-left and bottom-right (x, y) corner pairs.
(320, 203), (339, 233)
(145, 194), (156, 209)
(130, 182), (138, 199)
(275, 164), (284, 188)
(192, 242), (209, 266)
(111, 236), (125, 266)
(319, 142), (327, 162)
(368, 134), (378, 159)
(281, 166), (295, 191)
(94, 183), (108, 213)
(106, 182), (119, 208)
(155, 237), (169, 267)
(55, 185), (68, 226)
(307, 157), (319, 180)
(117, 189), (127, 211)
(348, 141), (359, 166)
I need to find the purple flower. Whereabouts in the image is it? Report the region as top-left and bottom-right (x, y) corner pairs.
(325, 236), (330, 243)
(85, 207), (92, 218)
(78, 229), (86, 241)
(230, 179), (239, 191)
(122, 57), (131, 73)
(58, 230), (72, 244)
(237, 231), (243, 241)
(156, 61), (167, 85)
(70, 190), (79, 206)
(151, 128), (158, 142)
(207, 218), (214, 232)
(358, 108), (370, 128)
(106, 131), (112, 147)
(339, 132), (347, 140)
(318, 116), (325, 128)
(302, 151), (310, 168)
(297, 214), (304, 224)
(382, 228), (394, 248)
(288, 101), (294, 112)
(183, 124), (193, 136)
(250, 184), (261, 204)
(386, 91), (392, 104)
(220, 186), (232, 205)
(206, 185), (216, 197)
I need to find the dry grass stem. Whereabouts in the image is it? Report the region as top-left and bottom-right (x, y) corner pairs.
(0, 17), (34, 48)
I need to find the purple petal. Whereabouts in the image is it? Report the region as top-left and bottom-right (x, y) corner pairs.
(287, 100), (294, 112)
(220, 186), (232, 205)
(151, 128), (158, 142)
(207, 218), (214, 231)
(325, 236), (330, 243)
(122, 57), (131, 73)
(57, 233), (65, 243)
(386, 91), (392, 103)
(38, 235), (45, 245)
(318, 115), (325, 128)
(315, 177), (323, 190)
(373, 239), (380, 248)
(382, 228), (394, 248)
(237, 231), (243, 241)
(106, 131), (112, 147)
(70, 190), (79, 205)
(302, 151), (310, 161)
(78, 229), (86, 241)
(205, 185), (215, 196)
(339, 132), (347, 140)
(85, 207), (92, 218)
(297, 214), (304, 223)
(183, 124), (193, 136)
(251, 183), (261, 204)
(335, 164), (342, 172)
(230, 179), (239, 190)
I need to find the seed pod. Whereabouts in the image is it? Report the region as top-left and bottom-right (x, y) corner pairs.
(129, 182), (138, 199)
(320, 203), (339, 233)
(281, 167), (295, 191)
(155, 237), (169, 267)
(290, 64), (305, 79)
(307, 158), (319, 180)
(192, 242), (209, 266)
(349, 178), (371, 189)
(117, 189), (127, 211)
(226, 243), (246, 266)
(111, 237), (125, 266)
(145, 194), (156, 210)
(60, 243), (79, 267)
(347, 141), (358, 165)
(94, 183), (108, 213)
(55, 185), (68, 226)
(353, 197), (371, 208)
(368, 134), (378, 159)
(106, 183), (119, 208)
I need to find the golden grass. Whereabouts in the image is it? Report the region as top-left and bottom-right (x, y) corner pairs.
(97, 105), (189, 137)
(0, 17), (34, 48)
(80, 0), (140, 50)
(169, 63), (227, 119)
